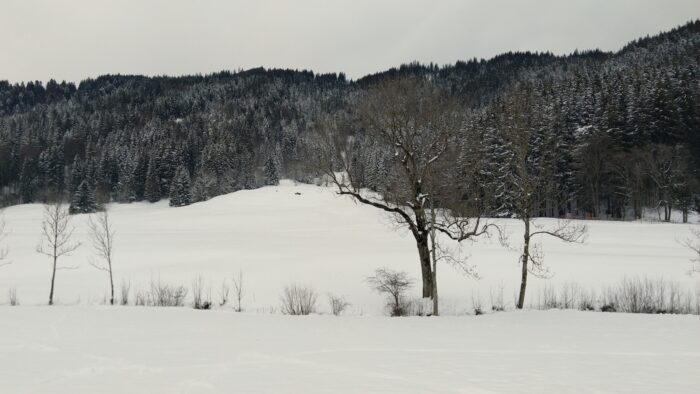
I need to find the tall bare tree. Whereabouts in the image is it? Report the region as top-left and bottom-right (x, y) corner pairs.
(36, 202), (81, 305)
(309, 77), (494, 303)
(88, 210), (116, 305)
(495, 87), (587, 309)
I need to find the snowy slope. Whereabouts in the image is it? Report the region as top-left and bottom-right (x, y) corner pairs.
(0, 180), (698, 312)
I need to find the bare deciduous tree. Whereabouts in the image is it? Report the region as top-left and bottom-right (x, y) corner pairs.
(36, 202), (81, 305)
(495, 87), (587, 309)
(309, 77), (494, 303)
(87, 210), (116, 305)
(367, 268), (414, 316)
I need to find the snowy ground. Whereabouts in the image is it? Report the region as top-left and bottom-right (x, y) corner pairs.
(1, 181), (699, 393)
(1, 307), (699, 394)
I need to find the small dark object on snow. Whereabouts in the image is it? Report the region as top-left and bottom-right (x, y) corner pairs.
(601, 303), (616, 312)
(295, 192), (302, 195)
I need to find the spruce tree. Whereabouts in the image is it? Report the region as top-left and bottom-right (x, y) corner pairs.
(69, 180), (100, 214)
(169, 166), (192, 207)
(263, 157), (279, 185)
(144, 157), (161, 203)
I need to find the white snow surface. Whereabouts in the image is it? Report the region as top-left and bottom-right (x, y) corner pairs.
(1, 180), (699, 393)
(1, 308), (698, 394)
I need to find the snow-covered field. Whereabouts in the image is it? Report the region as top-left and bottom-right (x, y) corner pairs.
(1, 180), (699, 393)
(1, 308), (698, 394)
(0, 180), (697, 311)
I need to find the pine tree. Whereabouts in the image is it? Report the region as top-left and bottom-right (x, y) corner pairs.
(144, 157), (161, 203)
(19, 160), (36, 203)
(263, 157), (279, 185)
(69, 180), (100, 214)
(169, 166), (192, 207)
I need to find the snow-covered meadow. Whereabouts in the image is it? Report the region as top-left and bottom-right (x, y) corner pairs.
(2, 307), (698, 394)
(1, 180), (699, 393)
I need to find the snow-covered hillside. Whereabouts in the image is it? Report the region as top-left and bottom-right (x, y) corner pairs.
(0, 180), (698, 312)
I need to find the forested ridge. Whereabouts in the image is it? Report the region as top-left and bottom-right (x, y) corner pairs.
(0, 20), (697, 221)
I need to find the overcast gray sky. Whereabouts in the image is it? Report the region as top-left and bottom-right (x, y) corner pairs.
(1, 0), (697, 83)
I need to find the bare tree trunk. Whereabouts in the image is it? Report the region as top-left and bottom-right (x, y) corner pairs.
(108, 261), (114, 305)
(430, 201), (438, 316)
(416, 236), (433, 298)
(49, 255), (57, 305)
(517, 219), (530, 309)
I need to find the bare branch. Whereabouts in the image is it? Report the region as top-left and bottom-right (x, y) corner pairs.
(530, 220), (588, 243)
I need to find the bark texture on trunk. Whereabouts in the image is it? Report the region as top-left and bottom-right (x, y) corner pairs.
(416, 236), (433, 299)
(517, 219), (530, 309)
(108, 265), (114, 305)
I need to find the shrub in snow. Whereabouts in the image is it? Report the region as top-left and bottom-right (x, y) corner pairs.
(327, 293), (350, 316)
(192, 276), (212, 310)
(528, 277), (699, 315)
(218, 280), (230, 307)
(120, 280), (131, 306)
(366, 268), (414, 317)
(490, 284), (506, 312)
(280, 283), (318, 315)
(8, 287), (18, 306)
(406, 297), (432, 316)
(148, 279), (188, 307)
(231, 270), (245, 312)
(471, 292), (484, 315)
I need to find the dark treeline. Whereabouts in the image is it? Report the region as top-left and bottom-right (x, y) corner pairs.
(0, 21), (698, 221)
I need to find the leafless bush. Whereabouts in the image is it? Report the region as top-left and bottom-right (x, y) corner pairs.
(490, 284), (506, 312)
(367, 268), (414, 317)
(406, 297), (432, 316)
(192, 276), (212, 310)
(327, 293), (350, 316)
(135, 288), (146, 306)
(531, 277), (698, 315)
(147, 278), (188, 307)
(8, 287), (18, 306)
(606, 277), (674, 314)
(119, 279), (131, 305)
(218, 280), (230, 306)
(232, 269), (245, 312)
(471, 291), (484, 315)
(280, 283), (318, 315)
(560, 282), (582, 309)
(578, 288), (596, 311)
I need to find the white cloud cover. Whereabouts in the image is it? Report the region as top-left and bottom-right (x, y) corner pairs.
(0, 0), (697, 82)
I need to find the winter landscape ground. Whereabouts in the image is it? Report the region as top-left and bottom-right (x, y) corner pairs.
(1, 181), (699, 393)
